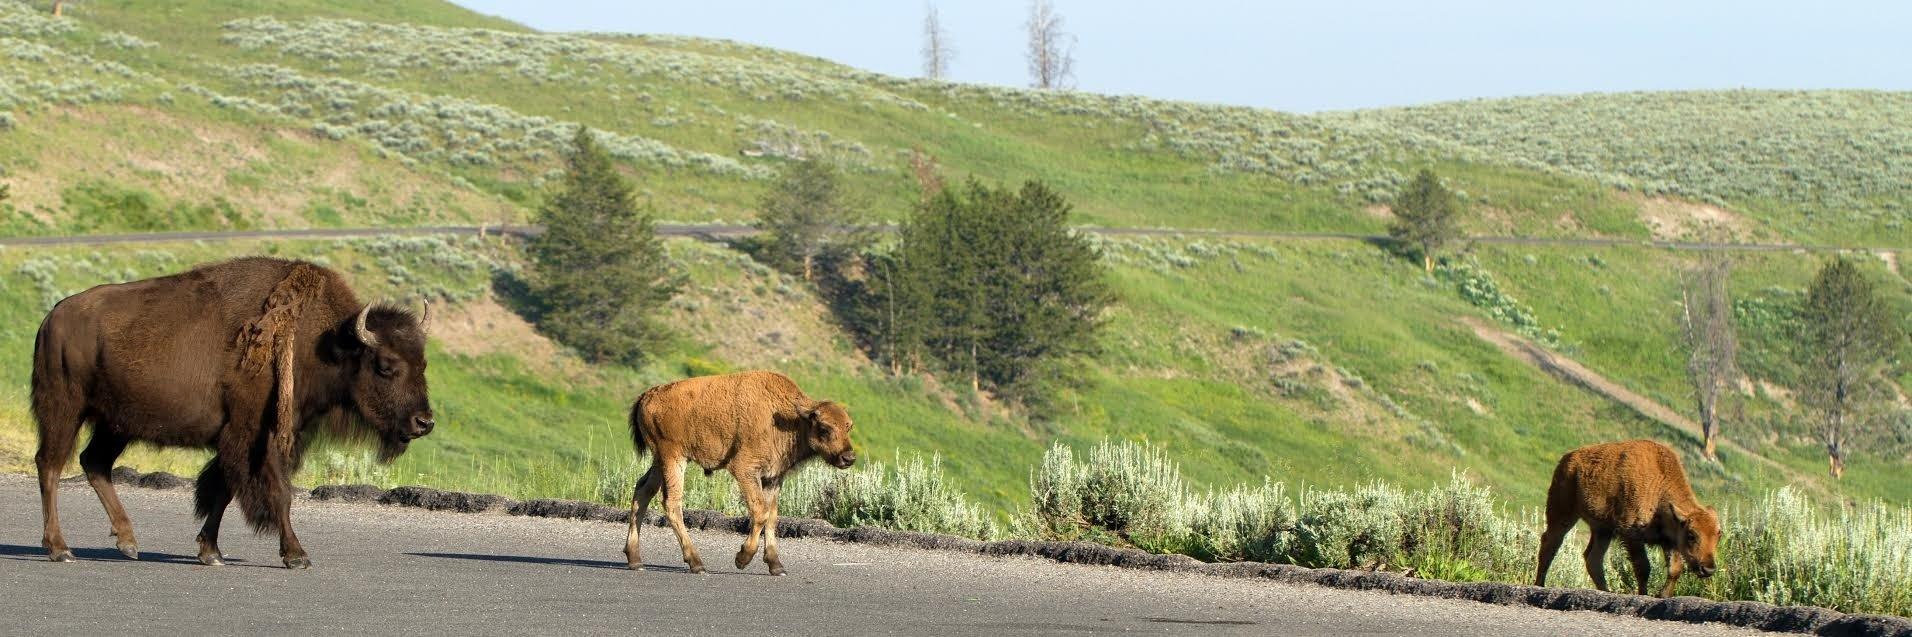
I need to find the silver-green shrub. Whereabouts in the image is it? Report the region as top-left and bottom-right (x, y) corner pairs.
(782, 453), (997, 539)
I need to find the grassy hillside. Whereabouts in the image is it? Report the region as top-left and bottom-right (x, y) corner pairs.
(0, 0), (1906, 519)
(4, 0), (1908, 244)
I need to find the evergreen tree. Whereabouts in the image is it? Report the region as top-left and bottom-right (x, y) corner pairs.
(754, 158), (865, 281)
(878, 179), (1110, 400)
(527, 127), (679, 366)
(1388, 169), (1462, 273)
(1798, 258), (1903, 478)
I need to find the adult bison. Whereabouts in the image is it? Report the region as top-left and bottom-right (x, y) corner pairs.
(1534, 439), (1721, 597)
(32, 257), (435, 569)
(622, 371), (856, 575)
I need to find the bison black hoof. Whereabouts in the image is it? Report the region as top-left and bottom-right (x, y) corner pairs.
(49, 550), (76, 563)
(118, 542), (139, 561)
(200, 555), (225, 567)
(284, 556), (312, 570)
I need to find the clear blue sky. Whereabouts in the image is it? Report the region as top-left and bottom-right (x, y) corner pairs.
(449, 0), (1912, 112)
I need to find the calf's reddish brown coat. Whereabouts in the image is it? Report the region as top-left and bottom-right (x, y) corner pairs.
(1535, 439), (1721, 597)
(623, 371), (856, 575)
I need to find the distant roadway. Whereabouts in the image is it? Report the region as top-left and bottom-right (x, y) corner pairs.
(0, 224), (1902, 253)
(0, 476), (1763, 636)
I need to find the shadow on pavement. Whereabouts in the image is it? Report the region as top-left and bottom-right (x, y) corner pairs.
(0, 543), (218, 566)
(405, 551), (754, 575)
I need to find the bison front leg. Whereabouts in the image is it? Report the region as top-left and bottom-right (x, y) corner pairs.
(271, 484), (310, 569)
(1622, 539), (1652, 596)
(732, 471), (777, 574)
(194, 462), (231, 566)
(659, 458), (705, 574)
(1658, 546), (1685, 598)
(1582, 528), (1614, 592)
(761, 477), (785, 576)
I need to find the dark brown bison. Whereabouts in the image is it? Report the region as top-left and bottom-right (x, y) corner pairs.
(1534, 439), (1722, 597)
(32, 257), (435, 569)
(622, 371), (856, 575)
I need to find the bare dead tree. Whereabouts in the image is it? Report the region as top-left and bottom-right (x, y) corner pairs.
(1678, 255), (1739, 460)
(921, 4), (955, 80)
(1025, 0), (1075, 89)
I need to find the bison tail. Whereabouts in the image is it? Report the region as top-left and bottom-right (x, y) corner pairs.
(628, 393), (649, 454)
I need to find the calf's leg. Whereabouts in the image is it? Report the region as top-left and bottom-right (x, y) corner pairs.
(623, 463), (662, 570)
(1623, 538), (1652, 596)
(1658, 546), (1685, 598)
(79, 431), (138, 559)
(732, 471), (773, 572)
(1533, 517), (1574, 587)
(659, 457), (705, 574)
(1583, 528), (1614, 592)
(761, 478), (785, 576)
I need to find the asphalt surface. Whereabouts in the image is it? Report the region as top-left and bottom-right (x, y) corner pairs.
(0, 476), (1766, 636)
(0, 224), (1900, 253)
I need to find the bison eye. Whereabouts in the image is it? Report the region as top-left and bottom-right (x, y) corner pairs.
(376, 358), (399, 378)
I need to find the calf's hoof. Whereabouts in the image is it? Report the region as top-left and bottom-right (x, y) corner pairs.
(768, 565), (786, 577)
(283, 556), (312, 570)
(117, 541), (139, 561)
(735, 551), (754, 570)
(687, 564), (707, 575)
(48, 549), (76, 563)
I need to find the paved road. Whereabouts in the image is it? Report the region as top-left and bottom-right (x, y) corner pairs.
(0, 224), (1900, 253)
(0, 476), (1761, 636)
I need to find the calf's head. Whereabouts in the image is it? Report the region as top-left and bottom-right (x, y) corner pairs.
(346, 302), (435, 459)
(1671, 506), (1722, 578)
(801, 401), (856, 469)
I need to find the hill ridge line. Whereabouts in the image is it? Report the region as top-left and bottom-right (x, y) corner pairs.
(1, 225), (1903, 252)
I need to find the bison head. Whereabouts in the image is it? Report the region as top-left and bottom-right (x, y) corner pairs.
(1673, 506), (1722, 578)
(802, 401), (856, 469)
(345, 302), (435, 460)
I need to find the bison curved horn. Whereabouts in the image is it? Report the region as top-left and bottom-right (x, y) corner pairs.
(419, 299), (433, 336)
(355, 304), (380, 348)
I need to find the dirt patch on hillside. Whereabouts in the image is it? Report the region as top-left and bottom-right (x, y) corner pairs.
(1636, 196), (1755, 242)
(1362, 204), (1395, 220)
(1880, 251), (1902, 279)
(1462, 317), (1703, 437)
(430, 296), (595, 380)
(665, 246), (871, 372)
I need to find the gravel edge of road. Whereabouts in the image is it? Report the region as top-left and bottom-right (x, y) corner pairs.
(85, 467), (1912, 637)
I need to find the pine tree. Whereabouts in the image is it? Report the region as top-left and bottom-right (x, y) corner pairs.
(1389, 169), (1462, 273)
(879, 179), (1110, 401)
(754, 158), (865, 281)
(527, 127), (679, 366)
(1798, 258), (1903, 478)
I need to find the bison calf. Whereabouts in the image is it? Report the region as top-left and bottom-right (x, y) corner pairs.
(623, 371), (856, 575)
(1535, 439), (1721, 597)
